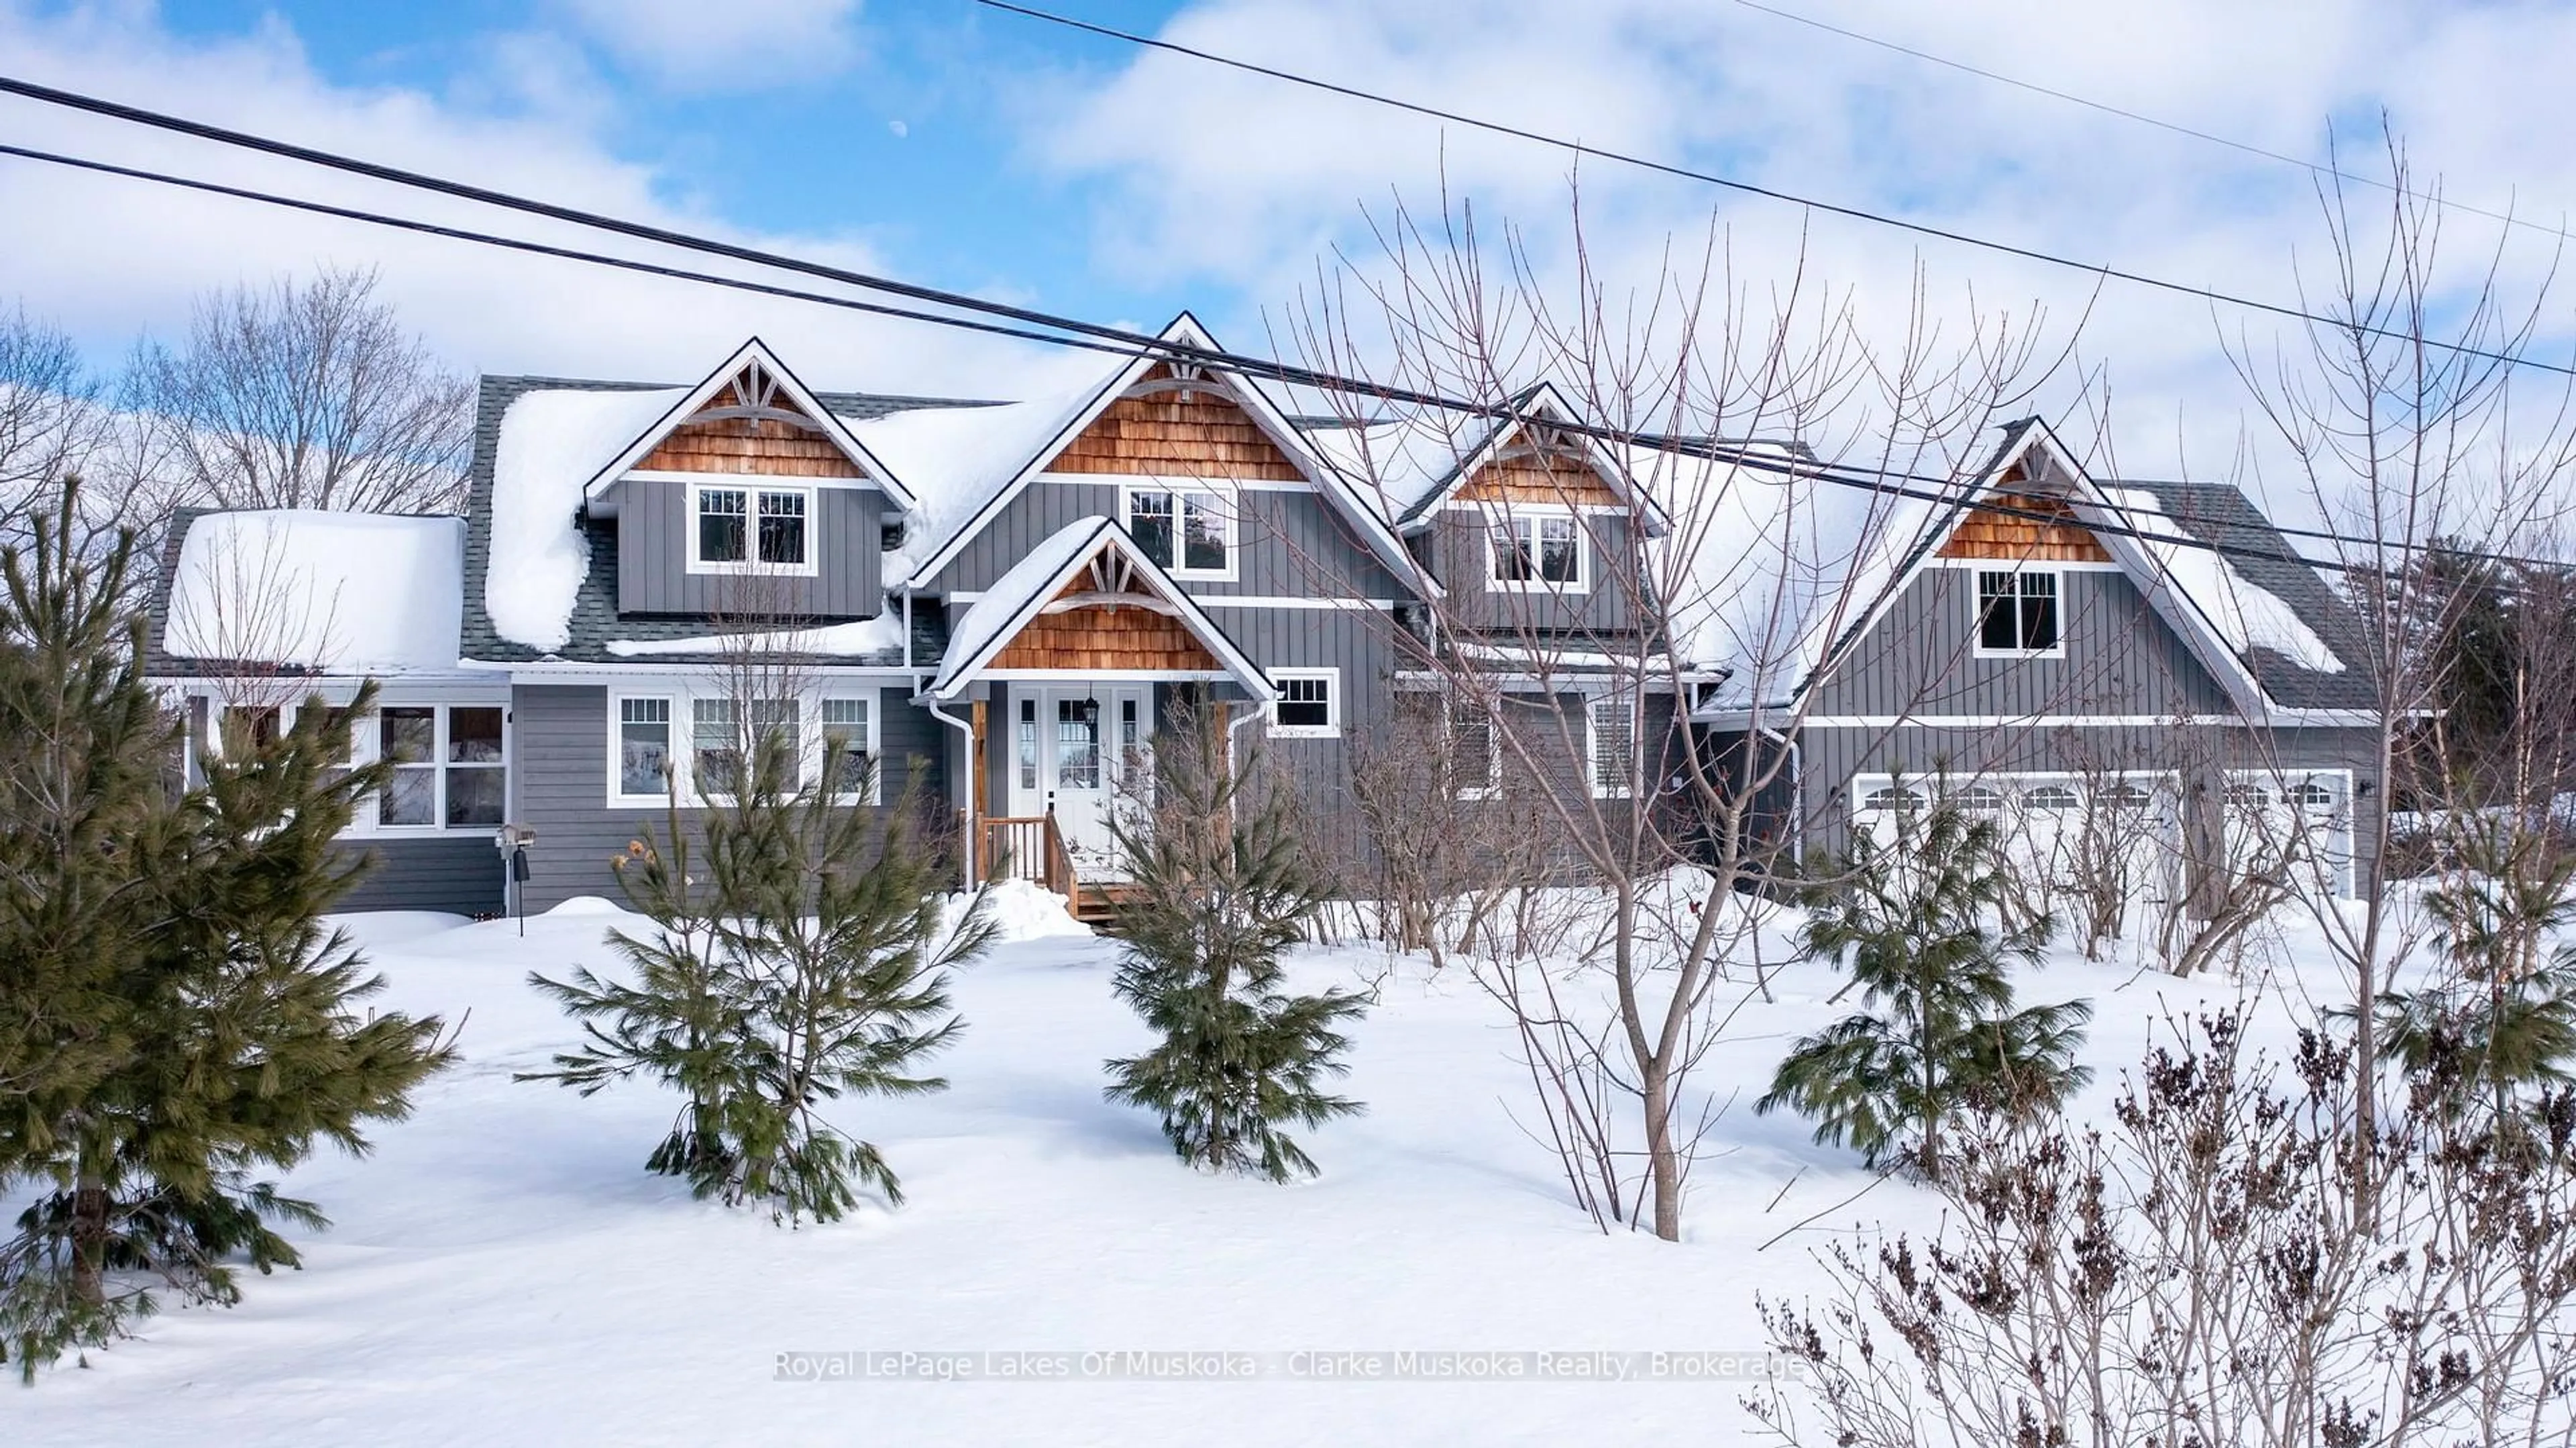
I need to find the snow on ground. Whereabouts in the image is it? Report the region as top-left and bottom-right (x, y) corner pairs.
(7, 894), (2363, 1445)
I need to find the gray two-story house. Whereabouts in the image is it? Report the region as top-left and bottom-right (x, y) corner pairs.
(146, 317), (2381, 922)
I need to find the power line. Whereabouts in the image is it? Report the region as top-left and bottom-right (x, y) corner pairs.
(1728, 0), (2573, 246)
(970, 0), (2576, 382)
(0, 136), (2548, 586)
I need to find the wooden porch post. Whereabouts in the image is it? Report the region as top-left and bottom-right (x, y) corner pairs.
(969, 699), (989, 879)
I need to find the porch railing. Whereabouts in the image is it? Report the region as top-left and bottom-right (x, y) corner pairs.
(977, 812), (1077, 900)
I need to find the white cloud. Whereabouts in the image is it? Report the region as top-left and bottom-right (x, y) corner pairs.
(555, 0), (865, 90)
(1020, 0), (2576, 507)
(0, 3), (1087, 406)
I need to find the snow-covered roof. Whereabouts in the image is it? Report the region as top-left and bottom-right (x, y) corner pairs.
(847, 382), (1104, 580)
(928, 516), (1275, 703)
(164, 509), (464, 673)
(602, 615), (908, 660)
(484, 385), (686, 654)
(1301, 411), (1500, 523)
(1660, 418), (2374, 718)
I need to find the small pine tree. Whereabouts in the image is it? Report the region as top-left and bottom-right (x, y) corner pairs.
(1104, 717), (1365, 1182)
(2370, 819), (2576, 1114)
(526, 733), (994, 1222)
(1758, 798), (2092, 1176)
(0, 486), (452, 1379)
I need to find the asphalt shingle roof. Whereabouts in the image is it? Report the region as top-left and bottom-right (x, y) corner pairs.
(458, 375), (982, 666)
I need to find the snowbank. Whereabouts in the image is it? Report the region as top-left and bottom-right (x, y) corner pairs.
(484, 387), (685, 652)
(166, 510), (464, 672)
(951, 878), (1093, 941)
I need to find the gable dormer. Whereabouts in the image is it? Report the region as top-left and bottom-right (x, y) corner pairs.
(586, 341), (910, 623)
(1409, 389), (1657, 637)
(890, 313), (1433, 603)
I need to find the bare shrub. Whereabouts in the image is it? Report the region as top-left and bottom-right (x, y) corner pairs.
(1750, 1010), (2576, 1446)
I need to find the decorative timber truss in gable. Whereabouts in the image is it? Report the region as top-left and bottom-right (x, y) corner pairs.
(581, 338), (918, 507)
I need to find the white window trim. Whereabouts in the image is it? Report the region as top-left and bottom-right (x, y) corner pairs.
(1970, 566), (2067, 659)
(352, 701), (511, 837)
(1267, 668), (1340, 738)
(612, 692), (678, 804)
(1120, 482), (1240, 582)
(1587, 695), (1635, 799)
(686, 480), (821, 578)
(1484, 510), (1589, 595)
(606, 684), (885, 809)
(820, 694), (885, 805)
(1452, 700), (1501, 800)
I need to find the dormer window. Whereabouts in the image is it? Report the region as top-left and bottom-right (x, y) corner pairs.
(1491, 514), (1583, 591)
(1975, 569), (2061, 655)
(692, 484), (815, 574)
(1124, 486), (1232, 578)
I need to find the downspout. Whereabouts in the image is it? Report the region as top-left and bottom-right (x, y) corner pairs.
(926, 695), (977, 890)
(1756, 723), (1803, 869)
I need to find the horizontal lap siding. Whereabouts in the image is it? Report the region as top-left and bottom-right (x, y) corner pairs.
(614, 478), (883, 618)
(510, 684), (948, 913)
(331, 837), (506, 917)
(1810, 567), (2235, 719)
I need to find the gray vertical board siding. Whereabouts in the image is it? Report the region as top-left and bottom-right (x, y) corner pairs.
(927, 479), (1406, 602)
(329, 837), (508, 916)
(613, 478), (886, 618)
(1422, 507), (1643, 639)
(1791, 721), (2381, 888)
(508, 683), (948, 912)
(1807, 566), (2236, 719)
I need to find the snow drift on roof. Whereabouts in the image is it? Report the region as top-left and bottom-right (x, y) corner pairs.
(602, 615), (908, 659)
(486, 387), (685, 652)
(167, 510), (464, 672)
(1301, 413), (1498, 523)
(847, 383), (1108, 580)
(2101, 486), (2345, 675)
(1637, 441), (1953, 703)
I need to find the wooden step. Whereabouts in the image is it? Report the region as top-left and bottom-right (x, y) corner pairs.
(1070, 882), (1146, 927)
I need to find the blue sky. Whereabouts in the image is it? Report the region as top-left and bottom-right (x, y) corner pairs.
(144, 0), (1204, 327)
(6, 0), (2576, 490)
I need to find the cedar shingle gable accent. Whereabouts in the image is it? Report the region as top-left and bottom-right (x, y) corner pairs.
(1934, 492), (2113, 564)
(1051, 366), (1303, 480)
(1454, 448), (1623, 508)
(987, 605), (1220, 672)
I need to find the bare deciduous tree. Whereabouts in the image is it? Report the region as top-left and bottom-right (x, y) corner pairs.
(2227, 138), (2576, 1194)
(123, 267), (474, 517)
(1287, 191), (2082, 1239)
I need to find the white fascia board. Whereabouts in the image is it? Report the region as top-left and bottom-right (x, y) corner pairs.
(927, 519), (1277, 705)
(578, 338), (920, 510)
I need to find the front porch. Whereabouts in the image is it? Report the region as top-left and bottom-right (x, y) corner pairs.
(922, 516), (1278, 923)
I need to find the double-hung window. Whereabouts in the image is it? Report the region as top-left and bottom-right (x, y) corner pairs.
(1450, 701), (1497, 796)
(619, 698), (673, 797)
(692, 698), (743, 798)
(821, 695), (875, 800)
(1126, 487), (1230, 576)
(693, 484), (814, 572)
(1270, 670), (1338, 737)
(1588, 696), (1635, 799)
(1491, 514), (1581, 589)
(1976, 569), (2061, 654)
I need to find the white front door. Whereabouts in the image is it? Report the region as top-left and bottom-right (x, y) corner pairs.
(1022, 686), (1150, 880)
